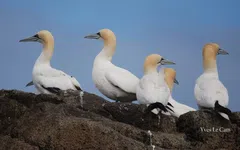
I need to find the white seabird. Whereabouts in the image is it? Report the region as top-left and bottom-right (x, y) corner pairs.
(163, 68), (196, 117)
(136, 54), (175, 114)
(194, 43), (231, 120)
(19, 30), (83, 96)
(84, 28), (139, 102)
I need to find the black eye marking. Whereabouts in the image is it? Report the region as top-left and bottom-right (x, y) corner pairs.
(97, 32), (101, 37)
(217, 48), (221, 55)
(159, 58), (164, 64)
(33, 34), (40, 39)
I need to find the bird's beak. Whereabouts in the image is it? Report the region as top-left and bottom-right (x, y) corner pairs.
(218, 48), (229, 55)
(26, 81), (34, 87)
(161, 59), (176, 65)
(174, 78), (179, 85)
(84, 33), (100, 39)
(19, 34), (40, 42)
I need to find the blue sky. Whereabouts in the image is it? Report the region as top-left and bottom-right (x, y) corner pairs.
(0, 0), (239, 111)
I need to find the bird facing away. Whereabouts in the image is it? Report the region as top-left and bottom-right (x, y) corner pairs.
(84, 28), (139, 102)
(19, 30), (83, 95)
(194, 43), (231, 120)
(136, 54), (176, 114)
(163, 68), (196, 117)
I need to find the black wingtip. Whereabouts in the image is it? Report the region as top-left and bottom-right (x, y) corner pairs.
(214, 101), (232, 115)
(145, 102), (168, 113)
(41, 85), (61, 95)
(166, 105), (174, 113)
(167, 102), (174, 108)
(74, 85), (83, 91)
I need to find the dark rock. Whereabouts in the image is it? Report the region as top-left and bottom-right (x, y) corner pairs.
(0, 89), (239, 150)
(103, 102), (177, 132)
(0, 135), (38, 150)
(177, 110), (240, 149)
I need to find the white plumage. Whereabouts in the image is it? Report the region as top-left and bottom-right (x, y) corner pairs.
(33, 64), (82, 94)
(92, 53), (139, 102)
(151, 68), (196, 117)
(194, 72), (229, 119)
(194, 43), (230, 120)
(136, 54), (175, 113)
(167, 96), (196, 117)
(85, 29), (139, 102)
(137, 71), (170, 106)
(20, 30), (83, 95)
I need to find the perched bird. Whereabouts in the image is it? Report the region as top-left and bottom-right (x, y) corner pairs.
(136, 54), (175, 114)
(163, 68), (196, 117)
(84, 28), (139, 102)
(194, 43), (231, 120)
(19, 30), (83, 96)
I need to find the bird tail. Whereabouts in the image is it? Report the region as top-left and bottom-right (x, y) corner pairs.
(214, 101), (231, 120)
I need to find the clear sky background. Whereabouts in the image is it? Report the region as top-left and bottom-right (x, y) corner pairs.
(0, 0), (239, 111)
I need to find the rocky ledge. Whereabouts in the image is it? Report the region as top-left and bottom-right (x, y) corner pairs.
(0, 89), (239, 150)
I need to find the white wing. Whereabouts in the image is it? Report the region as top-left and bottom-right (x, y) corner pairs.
(105, 66), (139, 94)
(69, 75), (83, 91)
(195, 77), (228, 108)
(33, 68), (81, 94)
(167, 97), (196, 118)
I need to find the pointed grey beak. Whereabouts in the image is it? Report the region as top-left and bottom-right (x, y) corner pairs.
(174, 78), (179, 85)
(26, 81), (34, 87)
(161, 59), (176, 65)
(218, 48), (229, 55)
(84, 33), (100, 39)
(19, 35), (40, 42)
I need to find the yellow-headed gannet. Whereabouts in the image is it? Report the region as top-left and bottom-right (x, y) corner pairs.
(84, 29), (139, 102)
(136, 54), (175, 114)
(194, 43), (231, 120)
(163, 68), (196, 117)
(19, 30), (83, 95)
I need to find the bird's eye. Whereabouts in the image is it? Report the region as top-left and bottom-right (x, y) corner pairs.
(159, 58), (164, 63)
(97, 32), (101, 37)
(33, 34), (40, 39)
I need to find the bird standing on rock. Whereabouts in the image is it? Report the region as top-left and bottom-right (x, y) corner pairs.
(194, 43), (231, 120)
(136, 54), (176, 115)
(84, 28), (139, 102)
(20, 30), (83, 97)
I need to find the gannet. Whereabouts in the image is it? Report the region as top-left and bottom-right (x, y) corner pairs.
(163, 68), (196, 117)
(136, 54), (175, 114)
(19, 30), (83, 96)
(84, 29), (139, 102)
(194, 43), (231, 120)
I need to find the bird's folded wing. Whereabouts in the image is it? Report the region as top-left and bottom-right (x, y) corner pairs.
(105, 67), (139, 94)
(195, 79), (228, 107)
(53, 69), (82, 91)
(69, 76), (82, 91)
(35, 70), (75, 93)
